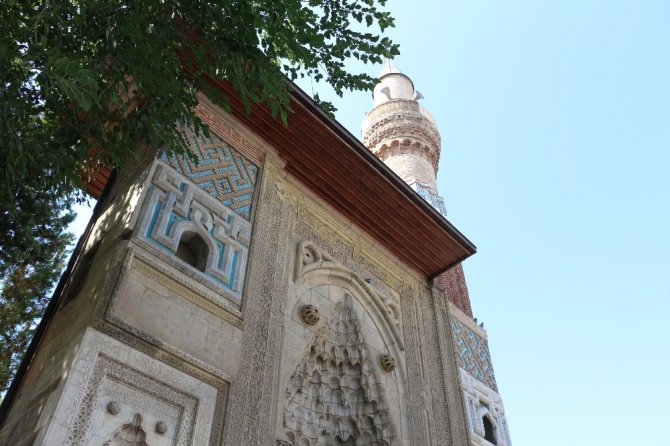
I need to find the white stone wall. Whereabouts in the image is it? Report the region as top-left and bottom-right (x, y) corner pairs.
(373, 73), (415, 105)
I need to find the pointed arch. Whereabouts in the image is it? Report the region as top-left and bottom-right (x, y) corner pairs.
(293, 240), (404, 351)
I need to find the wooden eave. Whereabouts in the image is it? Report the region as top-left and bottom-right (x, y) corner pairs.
(85, 80), (476, 279)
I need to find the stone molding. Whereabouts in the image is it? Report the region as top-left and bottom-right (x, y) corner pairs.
(130, 251), (244, 329)
(433, 287), (472, 445)
(289, 182), (422, 294)
(92, 242), (237, 385)
(222, 157), (295, 445)
(78, 238), (232, 445)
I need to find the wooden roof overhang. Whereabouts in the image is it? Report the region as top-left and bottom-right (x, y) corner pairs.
(85, 80), (476, 279)
(212, 79), (476, 278)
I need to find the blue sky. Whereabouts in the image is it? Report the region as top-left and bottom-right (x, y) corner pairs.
(71, 1), (670, 444)
(304, 1), (670, 443)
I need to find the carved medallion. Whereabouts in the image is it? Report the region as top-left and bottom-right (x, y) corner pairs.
(156, 420), (168, 435)
(106, 401), (121, 415)
(299, 304), (320, 326)
(379, 354), (396, 373)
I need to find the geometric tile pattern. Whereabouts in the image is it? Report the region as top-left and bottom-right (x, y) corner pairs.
(139, 162), (251, 304)
(451, 317), (497, 391)
(410, 180), (448, 217)
(161, 126), (259, 221)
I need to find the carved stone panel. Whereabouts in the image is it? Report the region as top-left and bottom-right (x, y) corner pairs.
(41, 329), (220, 446)
(284, 238), (413, 444)
(221, 159), (295, 446)
(294, 240), (405, 350)
(86, 371), (181, 446)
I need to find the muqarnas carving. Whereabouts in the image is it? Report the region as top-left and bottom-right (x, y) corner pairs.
(284, 295), (395, 445)
(138, 162), (251, 305)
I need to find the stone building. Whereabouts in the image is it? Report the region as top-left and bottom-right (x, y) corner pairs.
(0, 61), (511, 445)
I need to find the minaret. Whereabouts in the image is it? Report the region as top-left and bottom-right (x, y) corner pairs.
(362, 60), (471, 314)
(362, 60), (448, 216)
(363, 61), (513, 446)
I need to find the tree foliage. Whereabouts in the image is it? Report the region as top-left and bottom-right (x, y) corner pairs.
(0, 0), (398, 392)
(1, 0), (399, 204)
(0, 177), (75, 393)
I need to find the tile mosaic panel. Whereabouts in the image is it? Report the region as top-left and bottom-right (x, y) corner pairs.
(161, 126), (259, 221)
(137, 162), (251, 305)
(409, 180), (448, 216)
(451, 317), (497, 391)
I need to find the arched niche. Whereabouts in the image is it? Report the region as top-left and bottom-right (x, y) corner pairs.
(276, 240), (411, 445)
(176, 231), (209, 272)
(163, 218), (218, 273)
(476, 405), (499, 445)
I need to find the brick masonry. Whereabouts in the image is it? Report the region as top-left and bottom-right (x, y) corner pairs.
(436, 264), (473, 318)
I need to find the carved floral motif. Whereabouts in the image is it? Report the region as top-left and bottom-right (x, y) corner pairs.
(379, 354), (396, 373)
(299, 305), (320, 326)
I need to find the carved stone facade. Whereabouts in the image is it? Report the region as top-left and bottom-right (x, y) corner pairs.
(363, 61), (511, 446)
(1, 63), (510, 446)
(47, 329), (218, 446)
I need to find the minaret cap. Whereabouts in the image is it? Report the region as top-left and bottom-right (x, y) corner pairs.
(378, 59), (407, 79)
(373, 59), (422, 106)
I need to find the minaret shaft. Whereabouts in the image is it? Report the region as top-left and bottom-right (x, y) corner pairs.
(362, 61), (441, 192)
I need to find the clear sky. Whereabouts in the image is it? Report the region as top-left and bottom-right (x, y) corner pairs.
(70, 1), (670, 444)
(303, 1), (670, 444)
